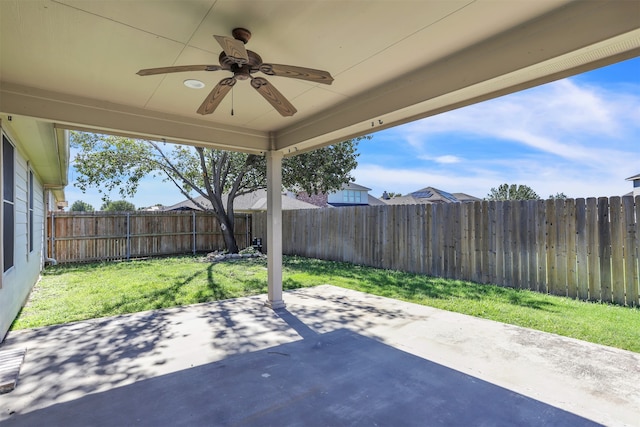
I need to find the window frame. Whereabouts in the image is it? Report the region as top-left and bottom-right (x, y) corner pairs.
(28, 168), (34, 253)
(342, 190), (362, 204)
(2, 133), (15, 274)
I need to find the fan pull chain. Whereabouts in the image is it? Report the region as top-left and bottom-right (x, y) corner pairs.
(231, 87), (234, 116)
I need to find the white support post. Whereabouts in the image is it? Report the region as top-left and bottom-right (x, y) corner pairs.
(265, 149), (285, 309)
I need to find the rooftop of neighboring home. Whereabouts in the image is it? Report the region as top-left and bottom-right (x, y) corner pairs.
(164, 189), (319, 212)
(381, 187), (482, 205)
(296, 182), (386, 208)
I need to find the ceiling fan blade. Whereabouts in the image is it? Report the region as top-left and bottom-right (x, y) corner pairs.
(214, 35), (249, 65)
(259, 64), (333, 85)
(197, 77), (236, 115)
(137, 65), (222, 76)
(250, 77), (297, 117)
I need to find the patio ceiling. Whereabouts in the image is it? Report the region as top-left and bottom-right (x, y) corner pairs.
(1, 0), (639, 157)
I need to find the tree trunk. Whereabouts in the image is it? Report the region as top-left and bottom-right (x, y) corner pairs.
(219, 215), (238, 253)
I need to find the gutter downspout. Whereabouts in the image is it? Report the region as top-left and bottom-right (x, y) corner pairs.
(44, 190), (57, 265)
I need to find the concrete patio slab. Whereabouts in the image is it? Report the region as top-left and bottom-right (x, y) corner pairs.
(0, 285), (638, 426)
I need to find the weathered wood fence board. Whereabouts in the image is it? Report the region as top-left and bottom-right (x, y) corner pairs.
(253, 196), (640, 307)
(48, 212), (250, 263)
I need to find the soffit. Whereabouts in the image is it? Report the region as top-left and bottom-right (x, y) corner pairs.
(1, 115), (68, 201)
(0, 0), (638, 155)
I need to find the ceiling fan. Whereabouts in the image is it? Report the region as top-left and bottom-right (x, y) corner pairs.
(137, 28), (334, 117)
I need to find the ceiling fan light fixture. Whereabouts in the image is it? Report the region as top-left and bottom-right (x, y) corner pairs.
(138, 28), (333, 116)
(184, 79), (205, 89)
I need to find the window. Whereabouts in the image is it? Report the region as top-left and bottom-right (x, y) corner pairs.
(29, 169), (34, 253)
(342, 190), (362, 204)
(3, 134), (15, 272)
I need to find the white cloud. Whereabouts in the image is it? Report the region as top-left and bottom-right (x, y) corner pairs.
(435, 155), (462, 164)
(360, 75), (640, 198)
(406, 79), (635, 135)
(417, 154), (462, 164)
(401, 79), (639, 157)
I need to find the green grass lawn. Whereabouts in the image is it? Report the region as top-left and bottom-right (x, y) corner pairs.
(11, 255), (640, 353)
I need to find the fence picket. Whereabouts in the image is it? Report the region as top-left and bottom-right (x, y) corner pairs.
(565, 199), (577, 298)
(575, 198), (589, 300)
(622, 196), (638, 306)
(487, 201), (497, 285)
(527, 200), (538, 291)
(426, 204), (434, 276)
(511, 201), (522, 288)
(554, 199), (568, 297)
(494, 201), (505, 286)
(610, 197), (625, 305)
(535, 200), (547, 293)
(546, 199), (558, 295)
(586, 198), (600, 301)
(598, 197), (613, 302)
(473, 201), (483, 283)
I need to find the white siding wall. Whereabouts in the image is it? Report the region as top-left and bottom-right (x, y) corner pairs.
(1, 132), (45, 341)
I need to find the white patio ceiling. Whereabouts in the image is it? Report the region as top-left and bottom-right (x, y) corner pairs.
(1, 0), (639, 159)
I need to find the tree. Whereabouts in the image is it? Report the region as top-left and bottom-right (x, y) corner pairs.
(549, 192), (568, 200)
(100, 200), (136, 212)
(70, 200), (94, 212)
(71, 132), (365, 253)
(486, 183), (540, 201)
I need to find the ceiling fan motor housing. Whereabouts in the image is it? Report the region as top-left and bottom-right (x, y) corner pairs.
(219, 50), (263, 80)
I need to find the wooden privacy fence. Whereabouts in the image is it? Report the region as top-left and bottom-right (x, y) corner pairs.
(253, 196), (640, 306)
(48, 211), (252, 263)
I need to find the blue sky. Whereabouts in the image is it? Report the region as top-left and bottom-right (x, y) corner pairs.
(67, 57), (640, 209)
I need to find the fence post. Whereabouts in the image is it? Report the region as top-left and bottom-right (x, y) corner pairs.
(126, 212), (131, 260)
(246, 214), (250, 248)
(192, 211), (196, 254)
(51, 211), (55, 261)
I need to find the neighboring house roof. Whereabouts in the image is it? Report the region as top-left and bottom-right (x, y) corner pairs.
(296, 182), (383, 207)
(164, 189), (319, 212)
(296, 192), (329, 208)
(141, 205), (164, 212)
(410, 187), (459, 202)
(383, 187), (480, 205)
(342, 182), (372, 192)
(625, 173), (640, 181)
(453, 193), (483, 203)
(367, 194), (387, 206)
(382, 195), (424, 205)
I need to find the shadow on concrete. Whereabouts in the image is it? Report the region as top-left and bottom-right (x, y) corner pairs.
(2, 320), (598, 426)
(1, 309), (175, 412)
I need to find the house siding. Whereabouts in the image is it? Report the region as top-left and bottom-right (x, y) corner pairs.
(1, 130), (46, 341)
